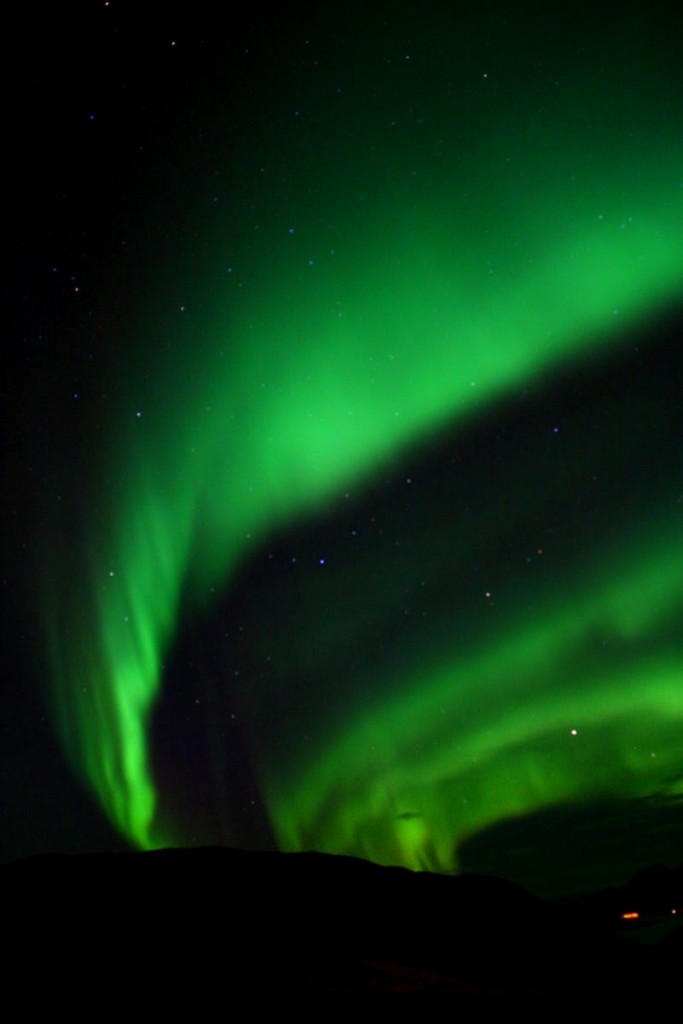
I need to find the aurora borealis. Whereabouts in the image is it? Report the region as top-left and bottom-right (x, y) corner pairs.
(7, 2), (683, 893)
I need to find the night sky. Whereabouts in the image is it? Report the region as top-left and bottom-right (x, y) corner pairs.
(5, 1), (683, 897)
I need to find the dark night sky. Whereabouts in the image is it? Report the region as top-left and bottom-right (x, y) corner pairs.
(4, 1), (683, 898)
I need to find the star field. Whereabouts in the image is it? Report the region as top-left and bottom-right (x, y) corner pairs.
(7, 2), (683, 895)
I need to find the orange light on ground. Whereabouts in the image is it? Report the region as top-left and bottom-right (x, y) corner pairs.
(621, 912), (639, 920)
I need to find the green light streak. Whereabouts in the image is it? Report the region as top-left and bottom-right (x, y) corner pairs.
(41, 14), (683, 867)
(266, 523), (683, 871)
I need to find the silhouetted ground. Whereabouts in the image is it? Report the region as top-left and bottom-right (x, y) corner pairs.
(4, 847), (682, 1005)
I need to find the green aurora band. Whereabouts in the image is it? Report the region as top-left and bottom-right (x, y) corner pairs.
(42, 12), (683, 872)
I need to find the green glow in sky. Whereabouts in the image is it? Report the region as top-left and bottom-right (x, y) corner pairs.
(41, 8), (683, 874)
(267, 522), (683, 870)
